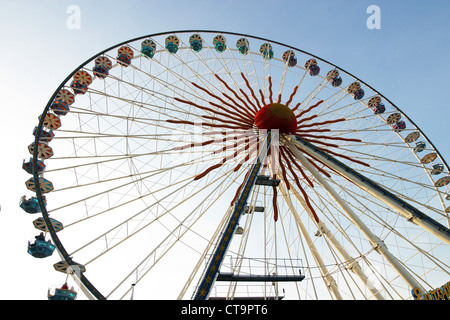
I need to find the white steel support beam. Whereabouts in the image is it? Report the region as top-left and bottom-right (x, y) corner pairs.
(284, 184), (385, 300)
(278, 182), (343, 300)
(284, 137), (426, 292)
(288, 135), (450, 245)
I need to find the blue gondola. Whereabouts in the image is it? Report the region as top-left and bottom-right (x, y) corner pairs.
(116, 46), (134, 67)
(260, 43), (274, 60)
(288, 55), (297, 67)
(330, 76), (342, 87)
(48, 284), (77, 300)
(19, 196), (44, 214)
(353, 88), (364, 100)
(165, 36), (179, 54)
(50, 100), (70, 116)
(309, 65), (320, 76)
(140, 40), (157, 57)
(117, 54), (132, 66)
(236, 38), (249, 55)
(414, 141), (426, 153)
(28, 232), (54, 257)
(373, 103), (385, 114)
(93, 65), (109, 79)
(190, 41), (202, 53)
(33, 126), (55, 143)
(213, 35), (227, 53)
(28, 235), (56, 259)
(141, 45), (155, 59)
(70, 80), (88, 95)
(431, 164), (444, 175)
(393, 120), (406, 132)
(22, 158), (46, 174)
(189, 34), (203, 53)
(93, 56), (112, 78)
(282, 50), (297, 67)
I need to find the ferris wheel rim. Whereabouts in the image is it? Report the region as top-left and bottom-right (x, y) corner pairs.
(31, 30), (449, 300)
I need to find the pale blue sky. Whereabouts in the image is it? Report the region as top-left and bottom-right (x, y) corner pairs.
(0, 0), (448, 299)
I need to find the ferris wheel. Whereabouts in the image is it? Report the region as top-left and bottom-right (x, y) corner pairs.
(21, 30), (450, 300)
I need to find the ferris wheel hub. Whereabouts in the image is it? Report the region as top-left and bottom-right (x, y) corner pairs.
(254, 103), (297, 134)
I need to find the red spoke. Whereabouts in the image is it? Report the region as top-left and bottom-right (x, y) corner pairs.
(259, 89), (266, 106)
(296, 180), (319, 223)
(281, 149), (302, 189)
(240, 72), (261, 111)
(215, 74), (256, 117)
(297, 118), (346, 130)
(201, 115), (252, 129)
(297, 133), (361, 143)
(172, 139), (216, 151)
(295, 100), (324, 118)
(286, 86), (299, 107)
(268, 76), (273, 104)
(284, 147), (314, 188)
(291, 102), (301, 113)
(194, 163), (224, 180)
(208, 101), (254, 122)
(296, 114), (318, 124)
(296, 128), (331, 134)
(278, 149), (290, 190)
(174, 97), (254, 126)
(272, 183), (279, 222)
(212, 135), (257, 155)
(191, 82), (251, 120)
(166, 119), (245, 130)
(221, 91), (255, 119)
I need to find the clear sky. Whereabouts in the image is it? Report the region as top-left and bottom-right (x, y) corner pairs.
(0, 0), (449, 300)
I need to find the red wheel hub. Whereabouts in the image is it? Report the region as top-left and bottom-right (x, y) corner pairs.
(254, 103), (297, 134)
